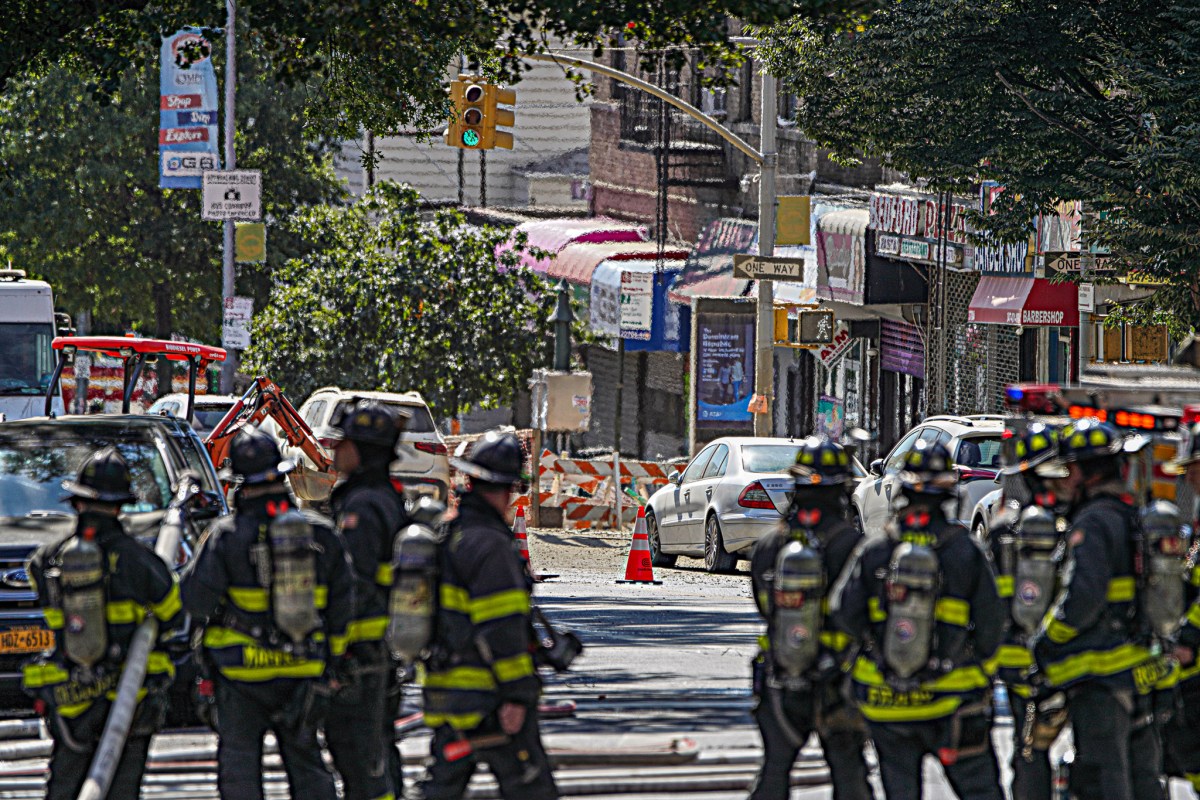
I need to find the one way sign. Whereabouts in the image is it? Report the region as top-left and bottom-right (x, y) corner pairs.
(202, 170), (262, 221)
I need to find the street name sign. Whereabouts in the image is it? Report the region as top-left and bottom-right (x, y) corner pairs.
(202, 170), (262, 221)
(732, 254), (805, 280)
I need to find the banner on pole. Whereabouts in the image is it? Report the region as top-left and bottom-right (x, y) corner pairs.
(159, 29), (221, 189)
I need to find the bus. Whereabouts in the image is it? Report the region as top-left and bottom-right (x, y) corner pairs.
(0, 268), (63, 420)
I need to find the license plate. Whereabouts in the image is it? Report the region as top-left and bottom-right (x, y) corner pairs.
(0, 627), (54, 654)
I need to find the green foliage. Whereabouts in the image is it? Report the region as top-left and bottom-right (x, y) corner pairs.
(0, 0), (881, 141)
(0, 39), (344, 340)
(244, 182), (554, 416)
(759, 0), (1200, 329)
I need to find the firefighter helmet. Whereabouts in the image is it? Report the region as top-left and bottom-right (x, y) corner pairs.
(220, 429), (295, 486)
(1054, 418), (1125, 464)
(1001, 423), (1060, 476)
(897, 440), (957, 498)
(61, 446), (138, 504)
(1165, 422), (1200, 476)
(790, 436), (853, 487)
(451, 430), (527, 487)
(320, 400), (407, 449)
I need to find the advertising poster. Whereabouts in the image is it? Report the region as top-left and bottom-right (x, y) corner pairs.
(160, 29), (221, 189)
(816, 395), (845, 439)
(695, 313), (755, 428)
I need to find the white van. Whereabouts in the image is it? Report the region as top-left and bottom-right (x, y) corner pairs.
(0, 269), (63, 420)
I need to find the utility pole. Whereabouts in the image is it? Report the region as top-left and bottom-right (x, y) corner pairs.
(753, 69), (777, 437)
(220, 0), (238, 393)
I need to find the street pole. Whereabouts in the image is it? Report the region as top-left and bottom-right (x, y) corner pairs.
(220, 0), (238, 394)
(753, 69), (777, 437)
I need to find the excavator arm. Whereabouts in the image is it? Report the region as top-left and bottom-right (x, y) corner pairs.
(205, 376), (333, 475)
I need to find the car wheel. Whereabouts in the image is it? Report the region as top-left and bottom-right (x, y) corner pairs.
(646, 511), (677, 568)
(704, 515), (737, 574)
(973, 517), (988, 542)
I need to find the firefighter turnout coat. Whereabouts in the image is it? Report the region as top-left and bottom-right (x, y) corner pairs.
(330, 472), (407, 651)
(23, 511), (184, 719)
(423, 491), (539, 732)
(1032, 491), (1173, 694)
(833, 520), (1004, 723)
(181, 494), (354, 687)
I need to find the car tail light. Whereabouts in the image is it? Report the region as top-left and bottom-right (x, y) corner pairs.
(957, 468), (996, 482)
(738, 482), (775, 509)
(414, 441), (448, 456)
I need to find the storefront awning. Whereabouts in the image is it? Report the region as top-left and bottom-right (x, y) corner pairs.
(967, 276), (1079, 327)
(551, 242), (688, 285)
(496, 218), (648, 273)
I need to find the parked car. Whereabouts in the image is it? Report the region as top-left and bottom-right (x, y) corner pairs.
(0, 415), (228, 715)
(645, 436), (867, 574)
(970, 486), (1005, 540)
(147, 393), (239, 436)
(852, 414), (1006, 537)
(281, 387), (450, 504)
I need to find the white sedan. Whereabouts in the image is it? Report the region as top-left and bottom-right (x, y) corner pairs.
(645, 437), (865, 573)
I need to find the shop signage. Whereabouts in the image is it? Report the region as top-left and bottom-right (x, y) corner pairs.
(900, 239), (930, 261)
(811, 321), (854, 367)
(869, 194), (919, 236)
(975, 240), (1029, 274)
(876, 234), (901, 256)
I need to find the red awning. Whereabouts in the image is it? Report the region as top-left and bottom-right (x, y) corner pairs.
(549, 241), (689, 285)
(967, 276), (1079, 327)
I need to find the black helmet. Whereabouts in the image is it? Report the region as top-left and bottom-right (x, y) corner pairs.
(898, 439), (957, 498)
(220, 429), (295, 486)
(62, 446), (137, 504)
(790, 436), (853, 487)
(320, 400), (406, 450)
(1165, 421), (1200, 476)
(451, 430), (526, 487)
(1001, 422), (1060, 476)
(1054, 418), (1125, 465)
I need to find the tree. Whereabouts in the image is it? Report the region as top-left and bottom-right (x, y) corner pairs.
(244, 182), (556, 416)
(0, 40), (345, 341)
(0, 0), (882, 142)
(759, 0), (1200, 328)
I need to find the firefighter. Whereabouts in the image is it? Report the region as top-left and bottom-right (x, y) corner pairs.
(23, 447), (184, 800)
(181, 429), (354, 800)
(1030, 417), (1172, 800)
(1161, 421), (1200, 796)
(832, 439), (1005, 800)
(747, 436), (871, 800)
(414, 430), (558, 800)
(320, 400), (410, 800)
(987, 423), (1068, 800)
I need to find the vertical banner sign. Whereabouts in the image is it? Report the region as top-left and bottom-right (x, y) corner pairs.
(160, 29), (221, 189)
(695, 313), (755, 428)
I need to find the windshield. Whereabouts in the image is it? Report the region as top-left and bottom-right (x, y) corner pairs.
(192, 408), (231, 435)
(741, 445), (803, 474)
(333, 400), (437, 434)
(0, 436), (171, 517)
(0, 323), (55, 396)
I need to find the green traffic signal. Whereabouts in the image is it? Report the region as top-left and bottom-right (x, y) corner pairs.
(461, 129), (480, 147)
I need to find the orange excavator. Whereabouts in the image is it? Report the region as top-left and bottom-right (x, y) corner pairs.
(205, 376), (333, 486)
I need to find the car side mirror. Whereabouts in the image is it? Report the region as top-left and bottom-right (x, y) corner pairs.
(669, 472), (682, 485)
(869, 458), (884, 477)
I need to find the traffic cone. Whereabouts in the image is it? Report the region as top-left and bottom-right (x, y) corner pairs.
(616, 506), (662, 585)
(513, 505), (532, 564)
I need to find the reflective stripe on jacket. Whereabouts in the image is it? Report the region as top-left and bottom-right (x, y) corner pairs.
(423, 491), (539, 731)
(831, 520), (1003, 723)
(181, 493), (354, 685)
(23, 512), (183, 718)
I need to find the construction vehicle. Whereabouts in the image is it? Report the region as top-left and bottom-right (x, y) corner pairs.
(203, 376), (334, 499)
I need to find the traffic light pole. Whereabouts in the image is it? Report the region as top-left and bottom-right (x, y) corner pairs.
(520, 52), (776, 436)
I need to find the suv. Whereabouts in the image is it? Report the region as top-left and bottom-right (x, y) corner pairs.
(0, 415), (228, 712)
(852, 415), (1006, 537)
(281, 387), (450, 504)
(147, 393), (239, 436)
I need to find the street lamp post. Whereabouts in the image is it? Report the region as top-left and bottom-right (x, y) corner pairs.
(220, 0), (238, 393)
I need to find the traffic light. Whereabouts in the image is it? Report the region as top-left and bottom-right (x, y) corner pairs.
(483, 84), (516, 150)
(445, 76), (516, 150)
(797, 310), (835, 345)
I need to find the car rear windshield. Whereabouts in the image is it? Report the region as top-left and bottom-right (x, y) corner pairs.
(191, 408), (230, 435)
(955, 435), (1003, 470)
(0, 434), (171, 517)
(333, 400), (437, 434)
(741, 445), (802, 474)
